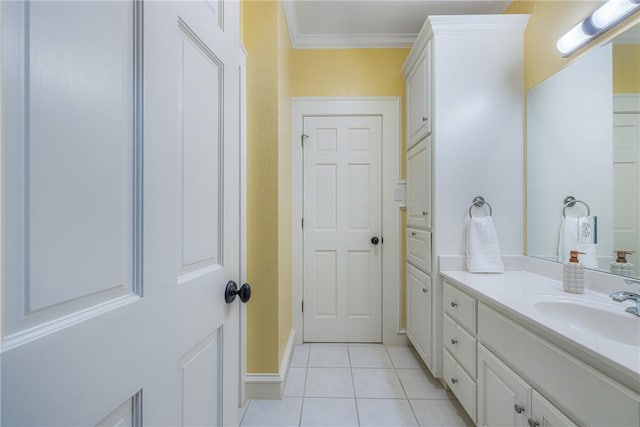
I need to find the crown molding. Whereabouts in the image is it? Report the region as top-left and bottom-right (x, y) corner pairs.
(283, 1), (520, 50)
(284, 0), (414, 48)
(291, 33), (415, 49)
(428, 14), (530, 35)
(282, 0), (299, 48)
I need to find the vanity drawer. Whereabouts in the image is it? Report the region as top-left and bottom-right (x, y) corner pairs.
(443, 314), (476, 377)
(444, 349), (476, 423)
(407, 228), (431, 273)
(443, 281), (476, 334)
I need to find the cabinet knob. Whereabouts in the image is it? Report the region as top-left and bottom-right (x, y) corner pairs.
(514, 404), (525, 414)
(527, 419), (539, 427)
(422, 117), (428, 122)
(450, 377), (458, 384)
(422, 288), (428, 293)
(422, 211), (428, 216)
(450, 301), (458, 308)
(411, 231), (417, 236)
(450, 338), (458, 345)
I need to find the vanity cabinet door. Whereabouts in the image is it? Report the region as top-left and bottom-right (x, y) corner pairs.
(406, 40), (432, 149)
(529, 390), (578, 427)
(406, 263), (432, 367)
(477, 344), (530, 427)
(407, 136), (432, 230)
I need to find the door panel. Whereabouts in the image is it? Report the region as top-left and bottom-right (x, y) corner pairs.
(530, 390), (578, 427)
(406, 263), (431, 364)
(613, 113), (639, 275)
(180, 26), (223, 272)
(1, 1), (242, 425)
(477, 344), (530, 427)
(303, 116), (382, 342)
(178, 330), (222, 427)
(3, 0), (138, 339)
(406, 136), (431, 230)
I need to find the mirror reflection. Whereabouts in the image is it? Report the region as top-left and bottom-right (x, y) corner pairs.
(527, 23), (640, 279)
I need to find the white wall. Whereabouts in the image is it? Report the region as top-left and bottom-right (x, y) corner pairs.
(434, 30), (525, 257)
(527, 45), (613, 262)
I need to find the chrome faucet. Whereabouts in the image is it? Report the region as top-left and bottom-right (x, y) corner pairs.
(610, 279), (640, 317)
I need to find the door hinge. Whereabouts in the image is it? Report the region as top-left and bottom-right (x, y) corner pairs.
(301, 134), (308, 147)
(301, 301), (304, 312)
(301, 217), (304, 229)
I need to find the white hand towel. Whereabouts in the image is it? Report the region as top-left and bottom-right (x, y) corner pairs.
(466, 216), (504, 273)
(558, 216), (599, 269)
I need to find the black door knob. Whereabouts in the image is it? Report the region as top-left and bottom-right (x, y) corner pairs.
(225, 281), (252, 304)
(371, 236), (379, 245)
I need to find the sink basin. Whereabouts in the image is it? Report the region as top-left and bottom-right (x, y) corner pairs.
(532, 299), (640, 347)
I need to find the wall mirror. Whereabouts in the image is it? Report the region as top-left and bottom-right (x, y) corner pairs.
(527, 22), (640, 280)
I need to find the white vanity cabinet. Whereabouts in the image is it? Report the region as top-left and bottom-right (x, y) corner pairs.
(442, 278), (640, 427)
(405, 40), (432, 149)
(478, 302), (640, 426)
(403, 14), (528, 378)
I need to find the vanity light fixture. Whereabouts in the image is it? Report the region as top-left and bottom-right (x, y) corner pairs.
(556, 0), (640, 57)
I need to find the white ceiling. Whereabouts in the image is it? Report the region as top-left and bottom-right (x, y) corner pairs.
(283, 0), (513, 48)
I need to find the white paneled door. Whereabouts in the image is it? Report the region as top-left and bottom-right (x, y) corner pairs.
(613, 113), (640, 276)
(303, 116), (382, 342)
(1, 1), (243, 425)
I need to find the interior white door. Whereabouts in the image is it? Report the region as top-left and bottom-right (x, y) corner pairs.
(613, 113), (640, 276)
(303, 116), (382, 342)
(1, 1), (243, 425)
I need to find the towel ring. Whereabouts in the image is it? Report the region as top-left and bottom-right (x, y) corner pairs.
(562, 196), (591, 218)
(469, 196), (493, 218)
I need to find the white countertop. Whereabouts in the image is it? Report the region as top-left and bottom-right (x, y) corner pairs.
(440, 270), (640, 390)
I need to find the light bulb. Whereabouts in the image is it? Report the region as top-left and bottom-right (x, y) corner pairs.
(591, 0), (639, 29)
(556, 22), (591, 56)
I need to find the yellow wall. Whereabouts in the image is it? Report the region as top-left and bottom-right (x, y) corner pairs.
(504, 1), (605, 90)
(505, 1), (639, 91)
(289, 48), (409, 177)
(243, 2), (410, 374)
(277, 1), (293, 364)
(290, 47), (410, 326)
(613, 44), (640, 93)
(242, 0), (292, 374)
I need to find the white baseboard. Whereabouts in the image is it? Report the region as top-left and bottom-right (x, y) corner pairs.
(245, 329), (296, 399)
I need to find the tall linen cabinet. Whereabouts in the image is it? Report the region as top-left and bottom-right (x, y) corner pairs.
(402, 15), (528, 378)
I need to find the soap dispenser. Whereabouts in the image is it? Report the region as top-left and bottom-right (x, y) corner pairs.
(611, 251), (634, 277)
(563, 250), (585, 294)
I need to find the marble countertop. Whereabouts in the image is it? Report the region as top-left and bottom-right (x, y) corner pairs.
(440, 270), (640, 391)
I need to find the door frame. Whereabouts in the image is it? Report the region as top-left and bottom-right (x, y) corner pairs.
(291, 97), (406, 346)
(238, 43), (248, 411)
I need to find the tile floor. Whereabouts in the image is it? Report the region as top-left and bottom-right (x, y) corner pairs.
(240, 344), (474, 427)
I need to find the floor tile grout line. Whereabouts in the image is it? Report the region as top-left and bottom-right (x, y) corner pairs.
(239, 399), (251, 426)
(298, 344), (311, 426)
(347, 344), (362, 426)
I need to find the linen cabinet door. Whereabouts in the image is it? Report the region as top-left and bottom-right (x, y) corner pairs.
(406, 263), (431, 366)
(406, 136), (431, 230)
(406, 40), (431, 148)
